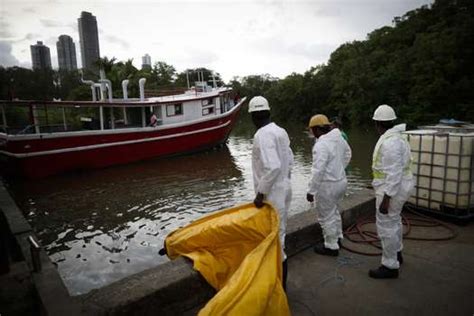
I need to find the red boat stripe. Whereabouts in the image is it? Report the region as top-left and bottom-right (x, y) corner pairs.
(0, 120), (231, 158)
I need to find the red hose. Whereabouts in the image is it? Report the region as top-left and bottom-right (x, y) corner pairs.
(341, 206), (458, 256)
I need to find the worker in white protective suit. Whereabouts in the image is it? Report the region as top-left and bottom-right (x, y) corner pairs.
(249, 96), (293, 290)
(306, 114), (351, 256)
(369, 104), (415, 279)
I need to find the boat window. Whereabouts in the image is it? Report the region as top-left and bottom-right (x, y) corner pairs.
(202, 98), (215, 116)
(202, 107), (214, 116)
(166, 103), (183, 116)
(202, 98), (214, 106)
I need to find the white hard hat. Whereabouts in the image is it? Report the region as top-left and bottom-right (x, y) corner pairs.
(248, 96), (270, 113)
(372, 104), (397, 121)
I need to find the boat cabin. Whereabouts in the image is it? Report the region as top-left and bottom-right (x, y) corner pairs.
(0, 80), (241, 135)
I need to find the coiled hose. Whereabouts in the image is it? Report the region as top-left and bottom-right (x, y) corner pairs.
(341, 205), (458, 256)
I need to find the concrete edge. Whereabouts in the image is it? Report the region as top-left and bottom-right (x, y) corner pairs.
(79, 188), (375, 315)
(0, 180), (82, 316)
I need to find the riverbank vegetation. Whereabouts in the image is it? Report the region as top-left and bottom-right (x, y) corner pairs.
(231, 0), (473, 126)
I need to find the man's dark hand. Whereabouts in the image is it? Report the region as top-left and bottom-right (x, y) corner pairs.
(306, 193), (314, 203)
(254, 192), (265, 208)
(379, 194), (390, 214)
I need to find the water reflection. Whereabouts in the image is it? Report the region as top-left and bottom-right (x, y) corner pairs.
(6, 118), (378, 295)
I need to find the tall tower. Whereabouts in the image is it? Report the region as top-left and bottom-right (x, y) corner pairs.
(142, 54), (152, 70)
(78, 11), (100, 71)
(57, 35), (78, 71)
(30, 41), (52, 70)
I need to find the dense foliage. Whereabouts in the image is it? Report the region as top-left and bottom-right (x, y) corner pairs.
(232, 0), (474, 125)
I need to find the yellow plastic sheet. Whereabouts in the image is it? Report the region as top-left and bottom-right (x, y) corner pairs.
(165, 203), (291, 316)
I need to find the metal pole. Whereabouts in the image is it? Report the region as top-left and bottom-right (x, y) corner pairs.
(28, 236), (42, 273)
(110, 107), (115, 129)
(32, 105), (40, 134)
(44, 105), (49, 133)
(99, 106), (104, 130)
(1, 104), (6, 130)
(62, 107), (67, 131)
(141, 107), (146, 127)
(122, 107), (128, 125)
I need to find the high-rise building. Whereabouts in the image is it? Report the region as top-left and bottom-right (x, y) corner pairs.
(142, 54), (152, 70)
(78, 11), (100, 71)
(57, 35), (78, 71)
(30, 41), (52, 70)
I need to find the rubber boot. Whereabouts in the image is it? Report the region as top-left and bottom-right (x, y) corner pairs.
(313, 243), (339, 257)
(369, 265), (399, 279)
(397, 251), (403, 265)
(282, 259), (288, 292)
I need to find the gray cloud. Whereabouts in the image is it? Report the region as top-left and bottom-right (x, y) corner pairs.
(11, 33), (42, 44)
(40, 19), (64, 28)
(185, 48), (218, 65)
(39, 19), (76, 32)
(23, 7), (37, 13)
(0, 17), (13, 38)
(0, 41), (20, 67)
(26, 33), (40, 41)
(287, 42), (338, 61)
(103, 34), (130, 49)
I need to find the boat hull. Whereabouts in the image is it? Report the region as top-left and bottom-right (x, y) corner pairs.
(0, 105), (242, 178)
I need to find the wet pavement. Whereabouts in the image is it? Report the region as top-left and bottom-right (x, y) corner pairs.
(287, 220), (474, 316)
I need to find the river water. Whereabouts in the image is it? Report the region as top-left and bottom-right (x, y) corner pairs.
(6, 117), (378, 295)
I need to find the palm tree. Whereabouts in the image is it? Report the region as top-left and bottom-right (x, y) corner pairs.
(94, 56), (117, 75)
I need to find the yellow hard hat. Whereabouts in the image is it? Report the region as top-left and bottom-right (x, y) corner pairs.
(308, 114), (330, 128)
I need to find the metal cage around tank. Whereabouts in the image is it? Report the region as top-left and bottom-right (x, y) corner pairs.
(405, 129), (474, 220)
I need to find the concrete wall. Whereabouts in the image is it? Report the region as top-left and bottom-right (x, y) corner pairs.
(79, 188), (375, 315)
(0, 181), (82, 316)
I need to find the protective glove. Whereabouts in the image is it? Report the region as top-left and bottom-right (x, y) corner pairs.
(306, 193), (314, 203)
(254, 192), (265, 208)
(158, 241), (167, 256)
(379, 194), (390, 214)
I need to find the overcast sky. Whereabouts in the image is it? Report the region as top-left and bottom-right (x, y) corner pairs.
(0, 0), (432, 81)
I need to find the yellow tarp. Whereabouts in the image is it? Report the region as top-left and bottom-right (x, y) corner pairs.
(165, 202), (291, 316)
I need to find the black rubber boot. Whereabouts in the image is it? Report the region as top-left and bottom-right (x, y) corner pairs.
(313, 243), (339, 257)
(282, 259), (288, 292)
(397, 251), (403, 265)
(369, 265), (399, 279)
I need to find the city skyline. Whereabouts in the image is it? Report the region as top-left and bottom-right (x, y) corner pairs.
(1, 0), (432, 81)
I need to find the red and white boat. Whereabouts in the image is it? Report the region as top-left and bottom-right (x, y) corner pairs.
(0, 77), (245, 178)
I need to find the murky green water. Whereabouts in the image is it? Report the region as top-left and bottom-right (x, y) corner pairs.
(6, 117), (378, 295)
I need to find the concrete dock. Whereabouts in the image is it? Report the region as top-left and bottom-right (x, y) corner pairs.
(287, 222), (474, 316)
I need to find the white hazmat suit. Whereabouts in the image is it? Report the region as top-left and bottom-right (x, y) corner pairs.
(308, 128), (352, 250)
(252, 122), (293, 260)
(372, 123), (415, 269)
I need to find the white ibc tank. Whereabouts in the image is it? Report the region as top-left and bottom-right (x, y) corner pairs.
(405, 130), (474, 214)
